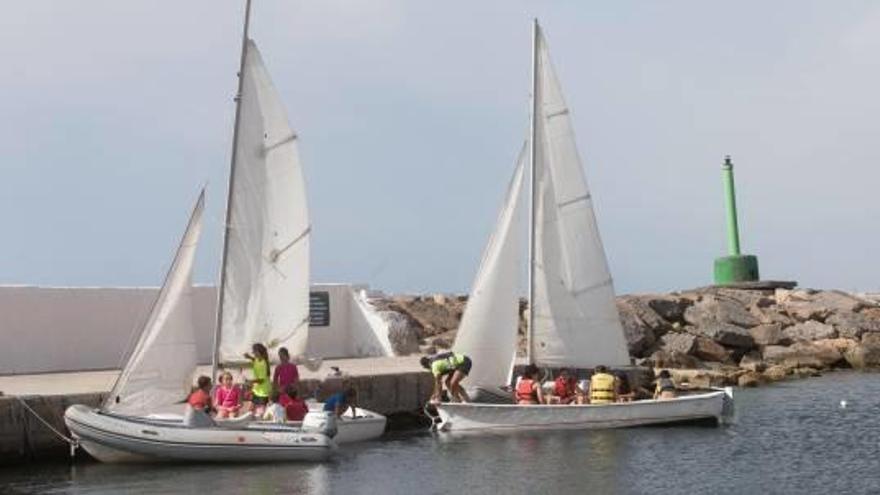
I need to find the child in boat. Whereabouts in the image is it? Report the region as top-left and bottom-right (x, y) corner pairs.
(273, 347), (300, 392)
(552, 368), (577, 405)
(214, 371), (241, 418)
(421, 352), (472, 404)
(588, 365), (619, 404)
(615, 371), (636, 402)
(654, 369), (676, 400)
(323, 387), (358, 418)
(187, 375), (213, 413)
(262, 390), (287, 424)
(244, 343), (271, 417)
(279, 384), (309, 421)
(515, 364), (544, 405)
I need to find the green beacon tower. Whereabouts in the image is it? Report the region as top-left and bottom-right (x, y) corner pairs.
(713, 155), (760, 285)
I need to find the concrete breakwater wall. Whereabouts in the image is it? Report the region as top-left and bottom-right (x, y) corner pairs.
(0, 371), (435, 466)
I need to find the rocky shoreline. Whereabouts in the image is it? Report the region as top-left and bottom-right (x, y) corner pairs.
(372, 287), (880, 388)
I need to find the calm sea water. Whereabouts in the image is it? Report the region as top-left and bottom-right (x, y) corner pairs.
(3, 371), (880, 495)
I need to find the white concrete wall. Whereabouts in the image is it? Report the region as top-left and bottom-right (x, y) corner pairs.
(0, 283), (390, 375)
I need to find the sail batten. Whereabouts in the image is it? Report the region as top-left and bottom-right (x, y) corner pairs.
(106, 190), (205, 415)
(217, 40), (311, 364)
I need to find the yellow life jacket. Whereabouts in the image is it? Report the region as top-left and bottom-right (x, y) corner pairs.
(589, 373), (617, 404)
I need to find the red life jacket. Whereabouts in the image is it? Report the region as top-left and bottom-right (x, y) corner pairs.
(516, 378), (537, 403)
(554, 377), (574, 399)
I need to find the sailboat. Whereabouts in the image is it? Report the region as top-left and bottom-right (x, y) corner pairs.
(434, 21), (733, 433)
(63, 1), (344, 462)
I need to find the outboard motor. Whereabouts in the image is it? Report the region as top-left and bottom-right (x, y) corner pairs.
(302, 411), (338, 438)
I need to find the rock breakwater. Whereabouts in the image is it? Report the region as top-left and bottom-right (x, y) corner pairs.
(377, 287), (880, 387)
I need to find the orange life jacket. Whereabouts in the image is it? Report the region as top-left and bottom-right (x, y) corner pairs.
(554, 377), (575, 398)
(516, 378), (537, 403)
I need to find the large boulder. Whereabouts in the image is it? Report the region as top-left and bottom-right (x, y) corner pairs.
(739, 351), (766, 372)
(646, 349), (704, 369)
(763, 365), (790, 382)
(647, 296), (692, 323)
(660, 332), (697, 355)
(382, 311), (422, 355)
(693, 337), (731, 363)
(783, 290), (866, 322)
(684, 295), (760, 328)
(688, 322), (755, 349)
(749, 323), (789, 346)
(738, 371), (764, 387)
(618, 296), (673, 357)
(782, 321), (837, 342)
(827, 312), (880, 340)
(844, 342), (880, 369)
(762, 342), (844, 369)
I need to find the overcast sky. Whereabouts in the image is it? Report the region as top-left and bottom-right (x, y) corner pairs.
(2, 1), (879, 295)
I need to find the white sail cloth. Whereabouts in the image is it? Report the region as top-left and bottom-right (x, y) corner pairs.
(218, 40), (311, 363)
(530, 26), (629, 367)
(106, 190), (204, 416)
(453, 147), (526, 388)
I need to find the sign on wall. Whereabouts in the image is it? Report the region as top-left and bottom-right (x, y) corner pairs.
(309, 291), (330, 327)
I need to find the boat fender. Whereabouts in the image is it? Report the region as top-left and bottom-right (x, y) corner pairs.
(302, 411), (338, 438)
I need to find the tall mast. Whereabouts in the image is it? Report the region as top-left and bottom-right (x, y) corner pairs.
(526, 18), (539, 366)
(213, 0), (253, 379)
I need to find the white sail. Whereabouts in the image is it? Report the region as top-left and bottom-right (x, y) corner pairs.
(106, 190), (205, 415)
(218, 40), (311, 364)
(530, 26), (630, 367)
(453, 146), (527, 388)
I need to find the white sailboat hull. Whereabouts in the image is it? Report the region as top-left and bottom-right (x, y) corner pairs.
(64, 405), (335, 463)
(435, 390), (732, 433)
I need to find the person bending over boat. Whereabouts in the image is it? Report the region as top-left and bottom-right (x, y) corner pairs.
(515, 364), (544, 405)
(244, 343), (272, 417)
(588, 365), (619, 404)
(324, 387), (358, 418)
(421, 352), (472, 404)
(653, 369), (676, 400)
(214, 371), (241, 418)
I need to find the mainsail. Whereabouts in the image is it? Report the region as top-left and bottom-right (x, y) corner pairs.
(453, 146), (526, 388)
(106, 190), (204, 415)
(529, 25), (629, 367)
(217, 40), (311, 364)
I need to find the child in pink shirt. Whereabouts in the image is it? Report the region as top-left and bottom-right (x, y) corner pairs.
(273, 347), (300, 391)
(214, 371), (241, 418)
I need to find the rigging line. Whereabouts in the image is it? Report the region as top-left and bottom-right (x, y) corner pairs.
(14, 396), (78, 447)
(265, 314), (311, 350)
(269, 226), (311, 263)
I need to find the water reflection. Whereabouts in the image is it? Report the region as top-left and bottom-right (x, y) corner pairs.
(4, 373), (880, 495)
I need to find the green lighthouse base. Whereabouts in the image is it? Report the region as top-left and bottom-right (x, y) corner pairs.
(714, 255), (760, 285)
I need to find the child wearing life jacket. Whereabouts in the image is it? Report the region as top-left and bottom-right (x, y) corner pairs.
(187, 375), (213, 413)
(552, 368), (577, 405)
(515, 364), (544, 405)
(653, 369), (676, 400)
(214, 371), (241, 418)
